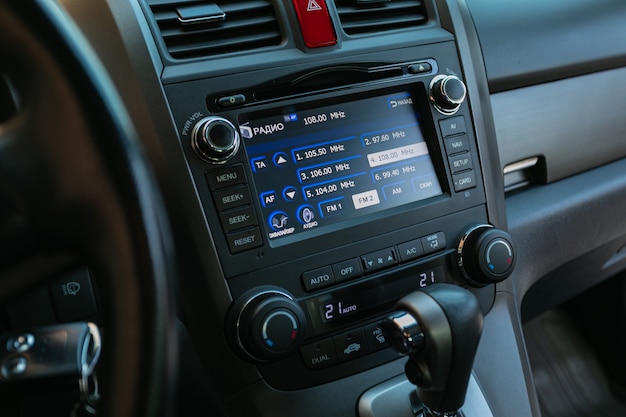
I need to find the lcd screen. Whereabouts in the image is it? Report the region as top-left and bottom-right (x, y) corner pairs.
(239, 91), (443, 246)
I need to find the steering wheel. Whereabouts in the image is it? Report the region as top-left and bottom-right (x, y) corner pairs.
(0, 1), (177, 416)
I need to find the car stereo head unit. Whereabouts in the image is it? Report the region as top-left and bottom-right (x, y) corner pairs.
(238, 89), (443, 247)
(191, 75), (486, 279)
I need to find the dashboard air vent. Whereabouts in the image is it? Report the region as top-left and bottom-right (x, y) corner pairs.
(147, 0), (282, 59)
(334, 0), (428, 35)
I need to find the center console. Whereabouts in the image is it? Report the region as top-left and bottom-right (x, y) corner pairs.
(152, 0), (514, 402)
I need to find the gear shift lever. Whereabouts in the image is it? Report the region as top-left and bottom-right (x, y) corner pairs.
(381, 284), (483, 417)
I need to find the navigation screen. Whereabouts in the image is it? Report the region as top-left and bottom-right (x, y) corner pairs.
(239, 91), (443, 245)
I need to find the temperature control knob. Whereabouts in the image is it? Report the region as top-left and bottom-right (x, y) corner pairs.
(429, 75), (467, 115)
(457, 224), (516, 286)
(226, 287), (306, 363)
(191, 116), (240, 163)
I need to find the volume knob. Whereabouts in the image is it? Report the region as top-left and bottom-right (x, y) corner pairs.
(191, 116), (240, 163)
(429, 75), (467, 115)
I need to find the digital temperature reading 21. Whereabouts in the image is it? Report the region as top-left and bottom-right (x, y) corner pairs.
(319, 268), (442, 323)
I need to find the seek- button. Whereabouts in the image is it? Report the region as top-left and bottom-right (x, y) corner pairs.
(219, 205), (257, 233)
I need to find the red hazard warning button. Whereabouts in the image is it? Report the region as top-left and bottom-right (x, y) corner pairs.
(292, 0), (337, 48)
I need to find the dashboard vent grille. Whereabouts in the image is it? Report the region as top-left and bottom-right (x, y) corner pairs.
(147, 0), (282, 59)
(334, 0), (428, 35)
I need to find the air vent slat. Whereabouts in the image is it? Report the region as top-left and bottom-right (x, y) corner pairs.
(334, 0), (428, 35)
(167, 32), (282, 57)
(159, 16), (278, 40)
(146, 0), (282, 59)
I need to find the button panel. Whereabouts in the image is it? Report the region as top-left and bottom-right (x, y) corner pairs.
(439, 116), (476, 192)
(300, 320), (390, 369)
(206, 164), (263, 253)
(301, 232), (446, 293)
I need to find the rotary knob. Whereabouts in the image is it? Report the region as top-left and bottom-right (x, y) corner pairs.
(457, 224), (516, 286)
(226, 287), (306, 363)
(429, 75), (467, 115)
(191, 116), (240, 163)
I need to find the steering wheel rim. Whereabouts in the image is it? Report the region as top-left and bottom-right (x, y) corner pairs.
(0, 1), (177, 416)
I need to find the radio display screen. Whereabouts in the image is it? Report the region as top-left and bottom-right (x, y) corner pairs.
(239, 91), (443, 246)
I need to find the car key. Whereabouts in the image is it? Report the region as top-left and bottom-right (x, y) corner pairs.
(0, 322), (101, 382)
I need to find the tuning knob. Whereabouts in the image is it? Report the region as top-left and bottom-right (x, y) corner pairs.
(429, 75), (467, 115)
(191, 116), (240, 163)
(457, 224), (516, 287)
(226, 287), (306, 363)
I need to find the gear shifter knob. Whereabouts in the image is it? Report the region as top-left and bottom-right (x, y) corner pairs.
(381, 284), (483, 416)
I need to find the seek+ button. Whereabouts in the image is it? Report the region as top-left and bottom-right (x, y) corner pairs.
(213, 185), (252, 211)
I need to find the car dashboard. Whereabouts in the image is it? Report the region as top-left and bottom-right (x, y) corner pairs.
(1, 0), (626, 416)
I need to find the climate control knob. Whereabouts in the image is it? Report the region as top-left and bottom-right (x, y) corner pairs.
(226, 287), (306, 363)
(457, 224), (516, 286)
(429, 74), (467, 115)
(191, 116), (240, 163)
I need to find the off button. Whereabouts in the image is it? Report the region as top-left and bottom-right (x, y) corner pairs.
(332, 258), (362, 283)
